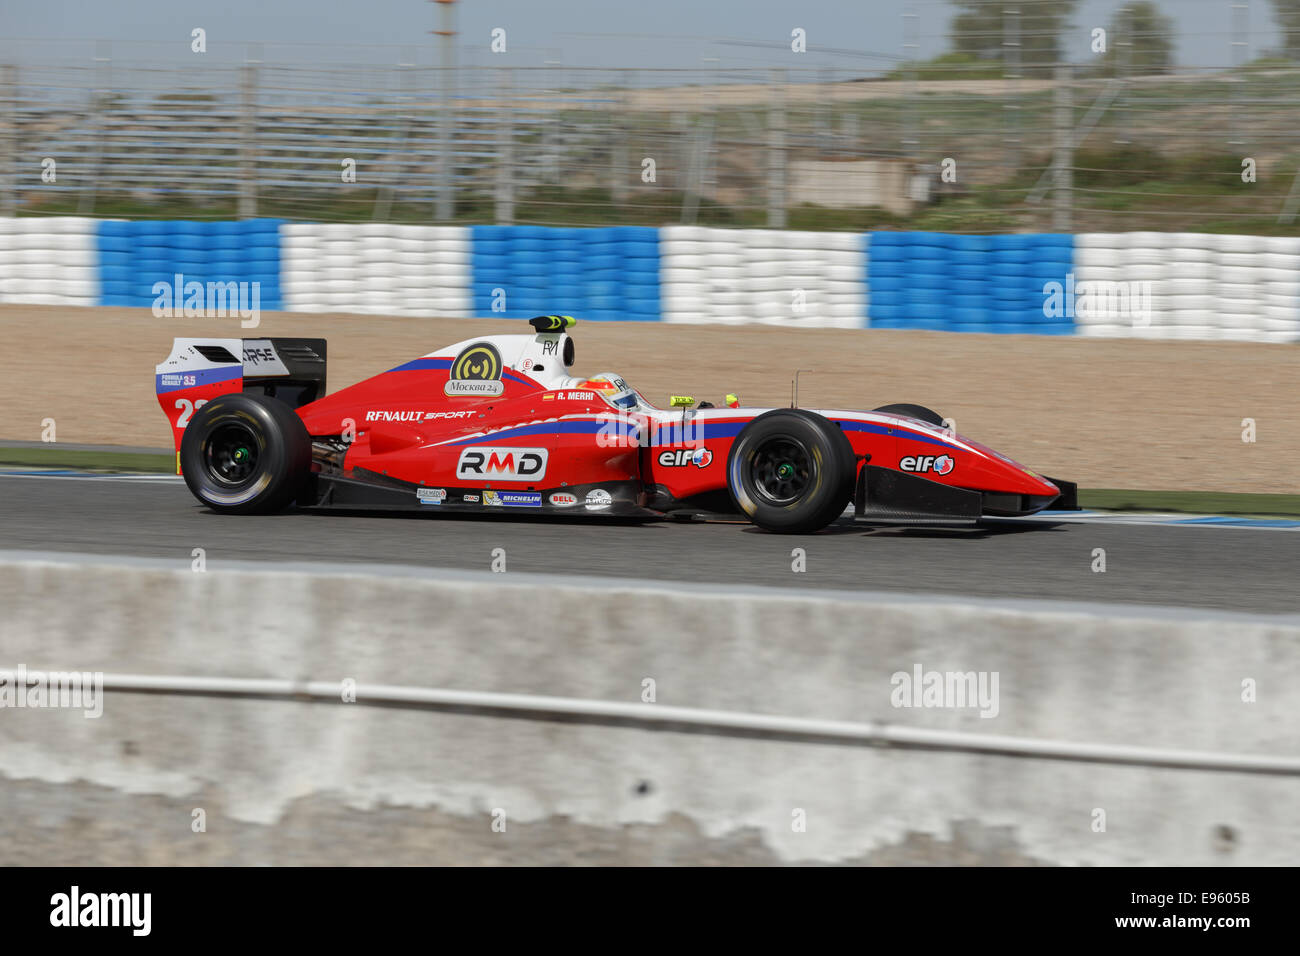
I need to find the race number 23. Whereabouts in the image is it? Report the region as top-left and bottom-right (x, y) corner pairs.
(175, 398), (208, 428)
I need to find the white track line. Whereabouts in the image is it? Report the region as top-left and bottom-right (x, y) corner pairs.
(0, 472), (181, 482)
(3, 472), (1295, 528)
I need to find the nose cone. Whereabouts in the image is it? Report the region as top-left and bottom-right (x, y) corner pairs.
(958, 437), (1062, 498)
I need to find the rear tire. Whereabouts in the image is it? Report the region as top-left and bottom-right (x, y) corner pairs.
(872, 403), (945, 427)
(726, 409), (856, 533)
(180, 392), (311, 514)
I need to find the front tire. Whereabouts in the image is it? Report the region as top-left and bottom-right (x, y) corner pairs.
(180, 393), (311, 514)
(726, 410), (856, 533)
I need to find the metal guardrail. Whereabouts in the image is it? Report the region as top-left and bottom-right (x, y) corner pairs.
(59, 670), (1300, 776)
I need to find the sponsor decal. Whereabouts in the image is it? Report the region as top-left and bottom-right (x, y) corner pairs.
(548, 492), (578, 507)
(485, 489), (541, 508)
(657, 447), (714, 468)
(462, 493), (480, 503)
(416, 487), (447, 504)
(542, 339), (559, 356)
(424, 410), (475, 420)
(457, 447), (548, 481)
(451, 342), (503, 381)
(443, 342), (506, 397)
(241, 340), (287, 375)
(900, 454), (954, 475)
(520, 358), (534, 371)
(160, 373), (197, 387)
(585, 488), (613, 512)
(541, 390), (595, 402)
(501, 491), (542, 507)
(366, 410), (425, 423)
(445, 379), (505, 397)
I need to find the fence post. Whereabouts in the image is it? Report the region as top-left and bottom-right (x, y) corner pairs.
(1002, 4), (1021, 179)
(767, 67), (787, 228)
(238, 64), (258, 220)
(1, 65), (15, 218)
(902, 3), (918, 160)
(1052, 62), (1073, 232)
(610, 71), (630, 207)
(77, 41), (111, 217)
(1230, 2), (1248, 149)
(433, 0), (457, 222)
(374, 53), (416, 222)
(495, 66), (514, 224)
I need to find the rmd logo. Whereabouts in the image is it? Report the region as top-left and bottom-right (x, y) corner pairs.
(456, 447), (548, 481)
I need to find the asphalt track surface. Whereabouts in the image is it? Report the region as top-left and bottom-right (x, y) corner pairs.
(2, 474), (1297, 614)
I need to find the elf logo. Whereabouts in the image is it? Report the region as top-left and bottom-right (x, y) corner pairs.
(456, 447), (548, 481)
(900, 454), (954, 475)
(657, 447), (714, 468)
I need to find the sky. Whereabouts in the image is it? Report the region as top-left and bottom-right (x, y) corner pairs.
(0, 0), (1286, 73)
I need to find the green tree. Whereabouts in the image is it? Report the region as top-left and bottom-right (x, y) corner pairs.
(1096, 2), (1176, 76)
(1271, 0), (1300, 60)
(949, 0), (1082, 77)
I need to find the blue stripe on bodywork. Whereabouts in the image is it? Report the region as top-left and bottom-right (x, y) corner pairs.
(388, 358), (452, 372)
(388, 357), (534, 386)
(442, 415), (962, 452)
(446, 419), (622, 447)
(835, 419), (960, 451)
(701, 417), (959, 451)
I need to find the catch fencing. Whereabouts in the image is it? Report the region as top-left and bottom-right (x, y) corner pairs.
(7, 57), (1300, 233)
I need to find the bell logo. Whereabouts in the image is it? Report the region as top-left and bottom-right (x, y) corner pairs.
(457, 447), (548, 481)
(900, 454), (955, 475)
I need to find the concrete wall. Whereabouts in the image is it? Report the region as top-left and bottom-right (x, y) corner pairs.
(0, 555), (1297, 865)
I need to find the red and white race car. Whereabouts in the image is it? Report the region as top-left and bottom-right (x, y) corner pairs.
(156, 315), (1076, 533)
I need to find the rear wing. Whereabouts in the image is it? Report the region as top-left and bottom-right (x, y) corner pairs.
(155, 337), (327, 470)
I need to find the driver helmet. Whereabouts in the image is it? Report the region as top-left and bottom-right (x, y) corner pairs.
(575, 373), (639, 410)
